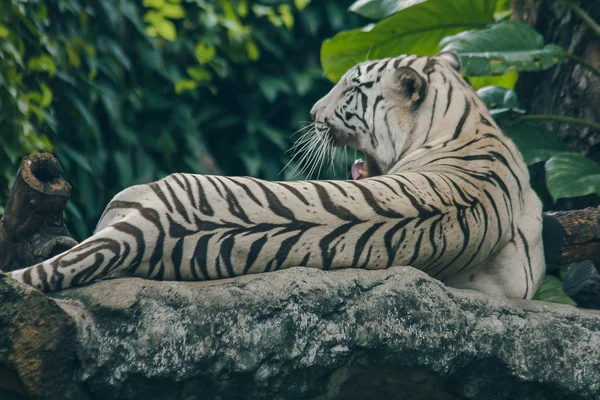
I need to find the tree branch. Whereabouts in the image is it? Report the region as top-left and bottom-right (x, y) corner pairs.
(0, 153), (77, 272)
(543, 207), (600, 266)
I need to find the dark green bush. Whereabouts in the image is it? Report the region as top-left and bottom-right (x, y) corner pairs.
(0, 0), (364, 239)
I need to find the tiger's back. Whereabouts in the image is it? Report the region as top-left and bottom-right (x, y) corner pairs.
(9, 52), (545, 299)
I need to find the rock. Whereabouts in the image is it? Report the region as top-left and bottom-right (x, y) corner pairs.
(0, 274), (82, 399)
(3, 267), (600, 399)
(563, 261), (600, 309)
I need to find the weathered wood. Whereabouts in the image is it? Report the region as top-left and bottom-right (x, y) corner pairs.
(542, 207), (600, 266)
(0, 153), (77, 272)
(1, 153), (70, 240)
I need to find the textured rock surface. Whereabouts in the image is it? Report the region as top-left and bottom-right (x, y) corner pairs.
(0, 274), (82, 399)
(3, 267), (600, 399)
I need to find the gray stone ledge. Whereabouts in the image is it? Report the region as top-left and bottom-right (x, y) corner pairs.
(2, 267), (600, 399)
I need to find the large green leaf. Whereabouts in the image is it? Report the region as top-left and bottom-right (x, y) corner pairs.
(545, 153), (600, 200)
(477, 86), (519, 109)
(321, 0), (495, 82)
(503, 123), (568, 166)
(476, 86), (524, 120)
(440, 20), (565, 76)
(348, 0), (427, 20)
(533, 276), (576, 306)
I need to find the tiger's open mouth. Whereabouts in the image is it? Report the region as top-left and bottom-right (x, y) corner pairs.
(307, 124), (383, 181)
(352, 159), (368, 180)
(351, 154), (382, 180)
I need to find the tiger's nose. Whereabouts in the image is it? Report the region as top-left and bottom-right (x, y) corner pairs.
(310, 100), (326, 122)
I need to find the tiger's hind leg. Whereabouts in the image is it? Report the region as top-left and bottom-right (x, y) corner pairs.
(9, 221), (148, 291)
(447, 229), (544, 299)
(445, 192), (545, 300)
(9, 186), (162, 291)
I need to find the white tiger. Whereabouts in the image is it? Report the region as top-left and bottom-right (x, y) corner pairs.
(8, 51), (545, 299)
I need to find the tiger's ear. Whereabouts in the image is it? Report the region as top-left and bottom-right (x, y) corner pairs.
(385, 66), (428, 105)
(437, 51), (462, 72)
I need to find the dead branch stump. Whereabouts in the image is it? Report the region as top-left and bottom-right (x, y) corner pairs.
(0, 153), (77, 272)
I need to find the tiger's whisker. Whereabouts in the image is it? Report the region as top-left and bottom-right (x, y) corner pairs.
(288, 134), (321, 179)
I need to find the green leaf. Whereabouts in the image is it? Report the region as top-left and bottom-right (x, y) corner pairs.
(278, 5), (294, 29)
(143, 0), (164, 7)
(65, 37), (96, 69)
(545, 153), (600, 200)
(68, 93), (100, 136)
(161, 3), (185, 19)
(237, 0), (249, 17)
(494, 0), (511, 20)
(60, 144), (93, 174)
(186, 66), (212, 82)
(39, 83), (53, 108)
(65, 201), (88, 242)
(27, 55), (57, 76)
(321, 0), (495, 82)
(259, 124), (288, 151)
(294, 0), (311, 11)
(532, 276), (576, 306)
(258, 76), (292, 102)
(245, 39), (260, 61)
(145, 26), (158, 37)
(440, 21), (565, 76)
(145, 12), (177, 41)
(477, 86), (520, 109)
(113, 151), (134, 188)
(468, 71), (518, 90)
(476, 86), (524, 119)
(240, 154), (261, 177)
(66, 42), (81, 68)
(20, 129), (53, 153)
(156, 18), (177, 41)
(503, 123), (569, 166)
(194, 42), (216, 65)
(98, 37), (130, 70)
(291, 70), (319, 96)
(3, 135), (23, 163)
(143, 10), (163, 24)
(348, 0), (427, 20)
(175, 79), (199, 94)
(0, 22), (9, 37)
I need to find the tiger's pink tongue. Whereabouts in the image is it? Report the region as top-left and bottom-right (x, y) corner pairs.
(351, 160), (366, 180)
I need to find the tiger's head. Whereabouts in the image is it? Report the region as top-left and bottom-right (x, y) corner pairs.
(310, 51), (466, 179)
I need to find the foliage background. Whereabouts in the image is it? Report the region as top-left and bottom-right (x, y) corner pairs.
(1, 0), (364, 239)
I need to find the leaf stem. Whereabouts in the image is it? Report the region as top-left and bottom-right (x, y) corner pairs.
(562, 0), (600, 37)
(565, 53), (600, 80)
(517, 114), (600, 130)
